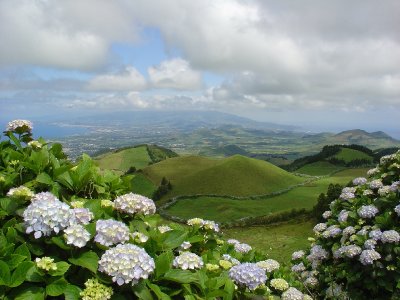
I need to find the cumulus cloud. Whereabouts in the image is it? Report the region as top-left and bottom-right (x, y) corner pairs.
(87, 67), (147, 91)
(148, 59), (202, 90)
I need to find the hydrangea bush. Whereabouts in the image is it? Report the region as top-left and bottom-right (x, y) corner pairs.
(291, 151), (400, 299)
(0, 121), (306, 299)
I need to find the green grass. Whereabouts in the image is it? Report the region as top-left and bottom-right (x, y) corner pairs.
(224, 219), (314, 263)
(165, 168), (368, 223)
(331, 148), (373, 163)
(144, 155), (304, 198)
(95, 146), (152, 172)
(131, 173), (157, 198)
(296, 161), (343, 176)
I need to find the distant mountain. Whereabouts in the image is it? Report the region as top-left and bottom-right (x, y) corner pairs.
(65, 110), (298, 132)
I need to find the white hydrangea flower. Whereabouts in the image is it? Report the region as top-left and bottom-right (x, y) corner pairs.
(363, 189), (374, 196)
(322, 210), (332, 219)
(353, 177), (367, 185)
(281, 287), (303, 300)
(308, 245), (329, 261)
(357, 205), (379, 219)
(369, 229), (382, 241)
(378, 186), (392, 196)
(292, 250), (305, 260)
(179, 241), (192, 250)
(35, 257), (57, 271)
(381, 230), (400, 243)
(322, 225), (342, 238)
(203, 220), (220, 232)
(227, 239), (240, 245)
(369, 179), (383, 190)
(222, 254), (240, 266)
(256, 259), (280, 272)
(394, 204), (400, 216)
(390, 181), (400, 192)
(313, 223), (327, 233)
(359, 249), (381, 265)
(23, 193), (76, 239)
(73, 208), (93, 225)
(340, 187), (356, 201)
(80, 278), (113, 300)
(291, 262), (306, 273)
(229, 263), (266, 291)
(6, 119), (33, 132)
(31, 191), (57, 202)
(342, 226), (355, 236)
(364, 239), (377, 249)
(187, 218), (204, 226)
(234, 243), (252, 253)
(131, 232), (149, 243)
(98, 244), (155, 286)
(337, 245), (362, 258)
(114, 193), (156, 215)
(270, 278), (289, 291)
(28, 140), (42, 149)
(304, 276), (319, 288)
(326, 283), (347, 299)
(173, 252), (204, 270)
(64, 224), (90, 248)
(7, 186), (34, 200)
(94, 219), (130, 246)
(367, 167), (380, 177)
(157, 225), (172, 233)
(338, 210), (349, 223)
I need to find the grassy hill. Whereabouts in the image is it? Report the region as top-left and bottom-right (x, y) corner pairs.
(95, 145), (178, 173)
(330, 147), (373, 164)
(286, 144), (375, 173)
(143, 155), (303, 198)
(165, 168), (368, 223)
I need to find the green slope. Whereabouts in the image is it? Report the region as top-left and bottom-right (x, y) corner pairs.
(95, 146), (151, 172)
(165, 168), (368, 222)
(144, 155), (303, 198)
(296, 161), (342, 176)
(330, 148), (373, 163)
(176, 155), (303, 197)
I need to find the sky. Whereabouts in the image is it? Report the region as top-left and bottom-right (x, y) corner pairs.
(0, 0), (400, 136)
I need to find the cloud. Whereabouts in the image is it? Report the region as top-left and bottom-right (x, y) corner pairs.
(148, 59), (202, 90)
(87, 66), (147, 91)
(0, 0), (138, 70)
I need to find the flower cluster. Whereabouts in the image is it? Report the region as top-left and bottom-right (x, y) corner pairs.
(23, 193), (76, 238)
(234, 242), (252, 253)
(228, 263), (266, 290)
(64, 224), (91, 248)
(281, 287), (305, 300)
(114, 193), (156, 215)
(73, 208), (94, 225)
(6, 119), (33, 132)
(94, 219), (130, 246)
(157, 225), (172, 233)
(7, 186), (34, 200)
(173, 252), (204, 270)
(35, 257), (57, 271)
(270, 278), (289, 291)
(131, 232), (149, 243)
(291, 150), (400, 298)
(186, 218), (219, 232)
(80, 278), (113, 300)
(98, 244), (155, 285)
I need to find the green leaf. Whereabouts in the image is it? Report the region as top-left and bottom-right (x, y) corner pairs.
(223, 278), (235, 300)
(163, 231), (188, 249)
(147, 282), (172, 300)
(7, 254), (27, 270)
(69, 251), (99, 273)
(132, 281), (154, 300)
(155, 251), (173, 278)
(0, 198), (18, 215)
(6, 227), (17, 243)
(15, 243), (31, 261)
(36, 173), (53, 185)
(48, 261), (70, 277)
(163, 269), (199, 284)
(51, 236), (72, 250)
(0, 260), (11, 286)
(64, 284), (82, 300)
(46, 277), (68, 296)
(13, 285), (45, 300)
(25, 266), (45, 283)
(10, 261), (34, 287)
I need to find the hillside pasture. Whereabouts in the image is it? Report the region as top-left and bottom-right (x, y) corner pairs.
(164, 168), (368, 223)
(296, 161), (342, 176)
(330, 147), (373, 163)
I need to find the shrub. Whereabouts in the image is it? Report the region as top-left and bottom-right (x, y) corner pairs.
(291, 151), (400, 299)
(0, 120), (306, 299)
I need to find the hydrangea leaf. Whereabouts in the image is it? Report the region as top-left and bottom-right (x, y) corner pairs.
(68, 251), (99, 273)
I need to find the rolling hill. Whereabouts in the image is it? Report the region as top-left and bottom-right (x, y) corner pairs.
(286, 144), (375, 175)
(143, 155), (304, 198)
(95, 144), (177, 173)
